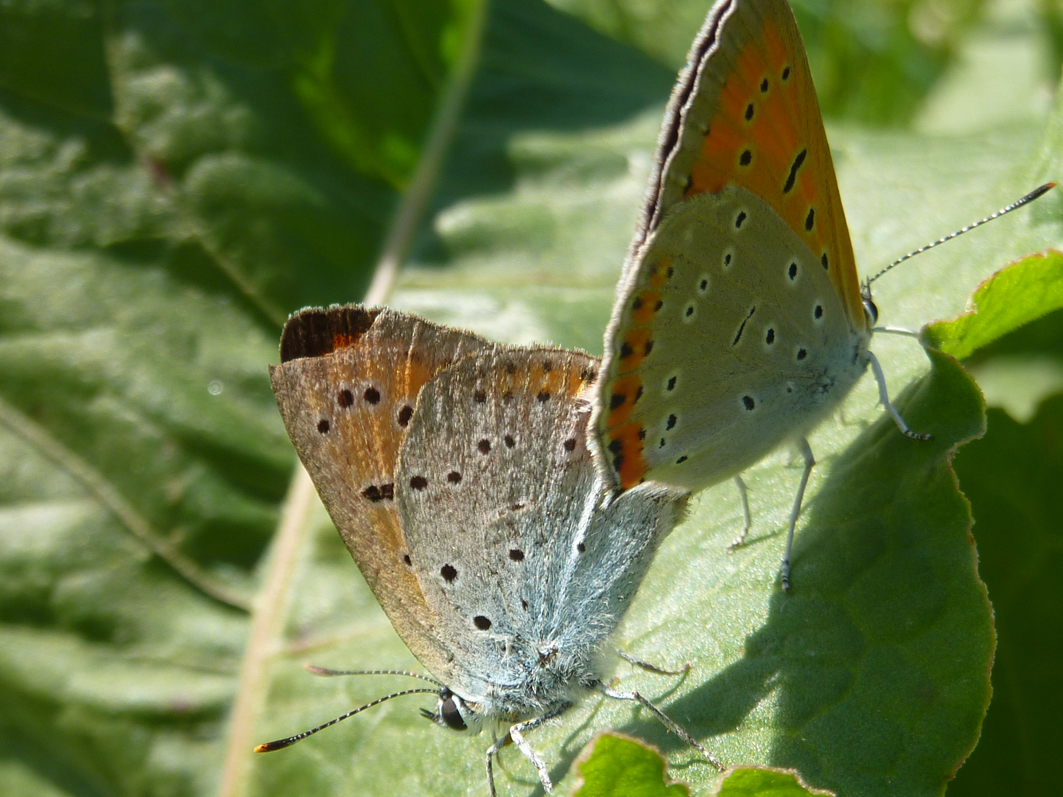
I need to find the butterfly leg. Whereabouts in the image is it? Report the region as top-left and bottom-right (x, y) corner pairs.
(780, 438), (815, 592)
(727, 475), (753, 549)
(486, 703), (571, 795)
(872, 325), (920, 337)
(484, 731), (511, 797)
(597, 684), (722, 770)
(868, 352), (933, 441)
(618, 649), (691, 676)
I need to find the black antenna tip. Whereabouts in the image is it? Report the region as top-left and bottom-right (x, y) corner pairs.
(1027, 182), (1056, 201)
(255, 738), (297, 753)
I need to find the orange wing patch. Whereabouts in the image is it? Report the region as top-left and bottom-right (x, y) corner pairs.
(605, 422), (648, 489)
(601, 254), (680, 486)
(630, 289), (663, 326)
(332, 332), (359, 351)
(485, 349), (598, 405)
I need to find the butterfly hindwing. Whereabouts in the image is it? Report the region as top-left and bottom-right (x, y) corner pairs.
(602, 186), (866, 490)
(394, 347), (600, 699)
(395, 346), (690, 706)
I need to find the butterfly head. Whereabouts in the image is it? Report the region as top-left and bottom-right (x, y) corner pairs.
(421, 687), (482, 734)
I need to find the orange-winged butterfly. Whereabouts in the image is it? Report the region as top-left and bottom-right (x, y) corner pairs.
(589, 0), (1051, 589)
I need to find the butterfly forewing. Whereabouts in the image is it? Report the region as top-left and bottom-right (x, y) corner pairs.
(641, 0), (862, 326)
(269, 306), (490, 676)
(594, 0), (868, 491)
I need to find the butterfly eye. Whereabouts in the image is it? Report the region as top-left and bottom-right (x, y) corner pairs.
(439, 692), (468, 731)
(862, 296), (879, 326)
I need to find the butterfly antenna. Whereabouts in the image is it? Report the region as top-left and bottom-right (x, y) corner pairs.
(304, 665), (444, 688)
(865, 182), (1056, 288)
(254, 687), (440, 753)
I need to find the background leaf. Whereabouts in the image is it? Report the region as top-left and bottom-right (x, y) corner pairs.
(0, 0), (476, 793)
(572, 732), (690, 797)
(570, 733), (839, 797)
(1, 1), (1061, 796)
(924, 251), (1063, 361)
(713, 765), (833, 797)
(947, 394), (1063, 796)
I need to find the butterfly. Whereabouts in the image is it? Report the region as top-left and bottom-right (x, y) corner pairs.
(590, 0), (931, 589)
(263, 305), (714, 794)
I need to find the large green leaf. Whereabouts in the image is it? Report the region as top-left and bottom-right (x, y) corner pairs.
(253, 8), (1062, 797)
(947, 397), (1063, 796)
(2, 1), (1061, 797)
(930, 261), (1063, 797)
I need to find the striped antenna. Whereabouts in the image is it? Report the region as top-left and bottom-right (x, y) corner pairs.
(304, 666), (443, 687)
(866, 182), (1056, 287)
(254, 667), (444, 752)
(254, 687), (440, 753)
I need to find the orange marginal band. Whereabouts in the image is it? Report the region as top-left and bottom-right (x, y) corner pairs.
(608, 422), (647, 488)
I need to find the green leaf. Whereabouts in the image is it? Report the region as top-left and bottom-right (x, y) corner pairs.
(0, 0), (113, 118)
(0, 0), (476, 323)
(923, 250), (1063, 361)
(947, 397), (1063, 795)
(2, 1), (1062, 797)
(714, 765), (834, 796)
(569, 733), (835, 797)
(962, 306), (1063, 422)
(572, 732), (689, 797)
(253, 10), (1059, 797)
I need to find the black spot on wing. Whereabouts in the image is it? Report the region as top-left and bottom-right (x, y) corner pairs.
(733, 306), (756, 346)
(783, 148), (807, 194)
